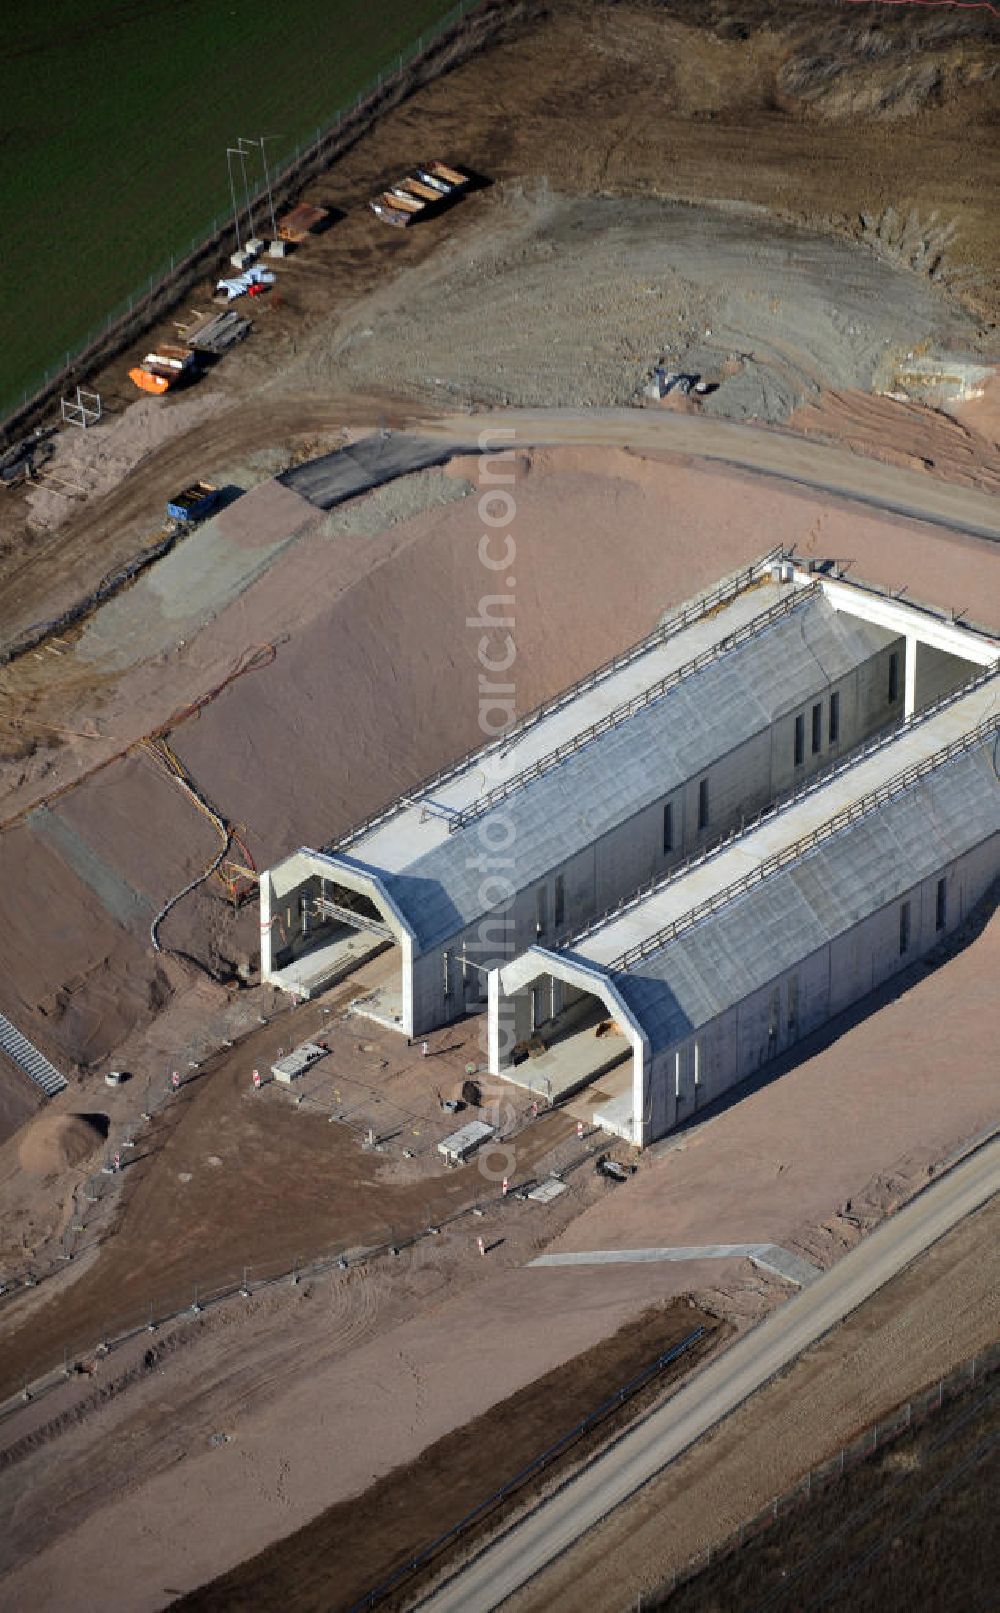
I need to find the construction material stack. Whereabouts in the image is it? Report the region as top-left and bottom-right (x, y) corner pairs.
(370, 160), (469, 228)
(128, 345), (196, 395)
(185, 309), (251, 355)
(276, 202), (329, 244)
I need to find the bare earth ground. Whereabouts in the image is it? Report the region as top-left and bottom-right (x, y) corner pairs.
(511, 1194), (1000, 1613)
(651, 1369), (998, 1613)
(4, 0), (1000, 633)
(1, 445), (997, 1080)
(0, 904), (995, 1608)
(173, 1302), (721, 1613)
(1, 3), (999, 1608)
(0, 972), (581, 1396)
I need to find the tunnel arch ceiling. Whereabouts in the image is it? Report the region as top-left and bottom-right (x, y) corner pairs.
(261, 848), (415, 1029)
(492, 947), (649, 1134)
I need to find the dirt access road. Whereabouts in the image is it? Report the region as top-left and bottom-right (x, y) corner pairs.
(514, 1193), (1000, 1613)
(4, 0), (1000, 635)
(0, 981), (573, 1400)
(425, 407), (1000, 551)
(422, 1135), (1000, 1612)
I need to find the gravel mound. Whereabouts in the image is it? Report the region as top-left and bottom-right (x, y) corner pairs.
(315, 190), (984, 423)
(321, 467), (473, 540)
(18, 1111), (108, 1177)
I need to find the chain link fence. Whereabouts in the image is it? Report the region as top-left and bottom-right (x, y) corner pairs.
(1, 0), (489, 435)
(652, 1339), (1000, 1604)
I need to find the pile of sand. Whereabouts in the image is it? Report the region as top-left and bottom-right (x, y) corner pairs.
(17, 1111), (107, 1177)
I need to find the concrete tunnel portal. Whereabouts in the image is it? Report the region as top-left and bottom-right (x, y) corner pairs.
(490, 950), (646, 1139)
(260, 850), (412, 1030)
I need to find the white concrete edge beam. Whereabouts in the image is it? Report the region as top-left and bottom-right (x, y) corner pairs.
(813, 573), (999, 665)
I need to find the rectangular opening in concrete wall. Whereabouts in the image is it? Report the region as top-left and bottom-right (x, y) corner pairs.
(266, 866), (398, 1011)
(502, 975), (632, 1107)
(912, 642), (984, 713)
(936, 875), (948, 931)
(899, 899), (911, 956)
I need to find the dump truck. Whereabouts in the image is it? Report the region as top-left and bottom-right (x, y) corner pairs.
(128, 344), (196, 395)
(166, 480), (219, 524)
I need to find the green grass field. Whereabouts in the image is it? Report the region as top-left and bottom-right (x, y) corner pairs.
(0, 0), (470, 421)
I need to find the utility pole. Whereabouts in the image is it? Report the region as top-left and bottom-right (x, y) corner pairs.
(235, 140), (255, 239)
(238, 137), (265, 240)
(255, 134), (282, 241)
(226, 147), (245, 252)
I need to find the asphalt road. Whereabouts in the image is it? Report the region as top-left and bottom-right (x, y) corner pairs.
(418, 1134), (1000, 1612)
(278, 433), (454, 509)
(421, 407), (1000, 545)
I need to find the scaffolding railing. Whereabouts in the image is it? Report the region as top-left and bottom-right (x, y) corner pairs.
(563, 659), (1000, 951)
(324, 548), (785, 854)
(311, 895), (395, 940)
(610, 713), (1000, 973)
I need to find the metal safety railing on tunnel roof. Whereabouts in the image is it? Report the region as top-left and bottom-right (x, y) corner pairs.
(442, 581), (823, 833)
(324, 548), (786, 854)
(310, 894), (395, 941)
(562, 657), (1000, 951)
(610, 712), (1000, 973)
